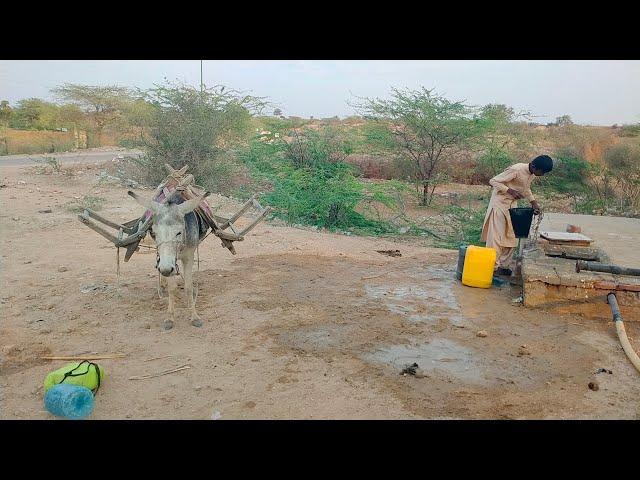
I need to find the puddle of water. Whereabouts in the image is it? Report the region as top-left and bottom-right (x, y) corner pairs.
(364, 338), (544, 388)
(363, 338), (488, 384)
(362, 265), (465, 326)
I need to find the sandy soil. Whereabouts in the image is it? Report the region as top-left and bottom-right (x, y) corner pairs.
(1, 163), (639, 419)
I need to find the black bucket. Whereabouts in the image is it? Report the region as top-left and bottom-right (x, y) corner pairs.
(509, 207), (534, 238)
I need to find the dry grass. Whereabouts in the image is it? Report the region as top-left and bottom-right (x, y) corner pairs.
(0, 128), (77, 155)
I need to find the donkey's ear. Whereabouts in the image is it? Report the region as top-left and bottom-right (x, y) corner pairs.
(128, 191), (160, 214)
(177, 191), (210, 216)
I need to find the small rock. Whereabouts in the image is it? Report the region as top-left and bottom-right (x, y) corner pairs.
(18, 180), (26, 185)
(194, 385), (203, 392)
(476, 330), (488, 338)
(92, 321), (100, 327)
(144, 323), (151, 330)
(58, 266), (68, 272)
(595, 368), (613, 375)
(518, 345), (531, 356)
(512, 296), (524, 304)
(588, 381), (599, 391)
(23, 260), (32, 264)
(211, 411), (222, 420)
(566, 224), (582, 233)
(38, 209), (53, 214)
(40, 328), (52, 334)
(12, 217), (19, 221)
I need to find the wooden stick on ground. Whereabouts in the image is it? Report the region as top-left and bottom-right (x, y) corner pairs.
(128, 364), (191, 381)
(42, 353), (127, 361)
(143, 355), (175, 363)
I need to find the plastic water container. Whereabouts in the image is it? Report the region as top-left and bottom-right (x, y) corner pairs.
(44, 384), (95, 419)
(456, 245), (468, 281)
(462, 245), (497, 289)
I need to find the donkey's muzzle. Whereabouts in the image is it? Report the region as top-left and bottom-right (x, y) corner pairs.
(158, 265), (177, 277)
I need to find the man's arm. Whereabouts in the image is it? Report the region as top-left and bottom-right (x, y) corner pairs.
(530, 199), (541, 215)
(524, 182), (541, 214)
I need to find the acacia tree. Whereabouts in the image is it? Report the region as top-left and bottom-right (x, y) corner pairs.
(352, 87), (488, 205)
(137, 81), (267, 192)
(556, 115), (573, 127)
(473, 104), (535, 180)
(51, 84), (133, 145)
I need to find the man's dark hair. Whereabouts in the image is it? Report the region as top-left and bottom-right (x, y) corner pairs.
(531, 155), (553, 173)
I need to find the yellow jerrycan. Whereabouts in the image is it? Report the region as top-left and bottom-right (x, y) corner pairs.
(461, 245), (496, 288)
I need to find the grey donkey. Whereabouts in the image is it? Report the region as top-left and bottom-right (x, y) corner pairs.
(128, 189), (210, 330)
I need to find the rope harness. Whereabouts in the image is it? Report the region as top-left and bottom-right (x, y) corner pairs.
(152, 218), (211, 301)
(113, 196), (213, 302)
(56, 360), (102, 396)
(526, 209), (544, 251)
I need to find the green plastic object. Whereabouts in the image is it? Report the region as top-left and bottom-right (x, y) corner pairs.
(44, 361), (105, 394)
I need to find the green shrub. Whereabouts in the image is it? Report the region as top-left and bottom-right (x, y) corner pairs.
(435, 202), (488, 249)
(126, 82), (266, 195)
(240, 135), (397, 235)
(539, 151), (590, 194)
(619, 123), (640, 138)
(473, 148), (516, 183)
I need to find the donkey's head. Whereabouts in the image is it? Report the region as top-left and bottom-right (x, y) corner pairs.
(128, 190), (209, 277)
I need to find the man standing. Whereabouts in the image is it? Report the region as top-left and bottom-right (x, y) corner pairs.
(480, 155), (553, 276)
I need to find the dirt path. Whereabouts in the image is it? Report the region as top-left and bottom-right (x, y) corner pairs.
(1, 164), (639, 419)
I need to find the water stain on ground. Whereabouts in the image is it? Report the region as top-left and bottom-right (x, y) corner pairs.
(362, 338), (545, 389)
(363, 338), (484, 383)
(362, 264), (469, 327)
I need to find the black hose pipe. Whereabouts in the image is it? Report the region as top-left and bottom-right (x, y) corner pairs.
(607, 293), (623, 322)
(576, 260), (640, 277)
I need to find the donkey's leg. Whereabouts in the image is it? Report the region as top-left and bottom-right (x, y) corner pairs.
(159, 274), (168, 296)
(182, 249), (202, 327)
(164, 275), (178, 330)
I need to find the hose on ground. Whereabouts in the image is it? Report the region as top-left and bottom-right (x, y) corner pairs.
(607, 293), (640, 374)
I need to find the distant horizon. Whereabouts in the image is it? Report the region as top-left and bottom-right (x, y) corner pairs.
(1, 60), (639, 126)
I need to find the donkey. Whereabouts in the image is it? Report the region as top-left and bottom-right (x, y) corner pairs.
(128, 189), (210, 330)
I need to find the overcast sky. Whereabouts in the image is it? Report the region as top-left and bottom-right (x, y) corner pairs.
(1, 60), (639, 125)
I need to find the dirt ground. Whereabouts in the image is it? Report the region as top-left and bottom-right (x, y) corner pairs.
(1, 163), (639, 419)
